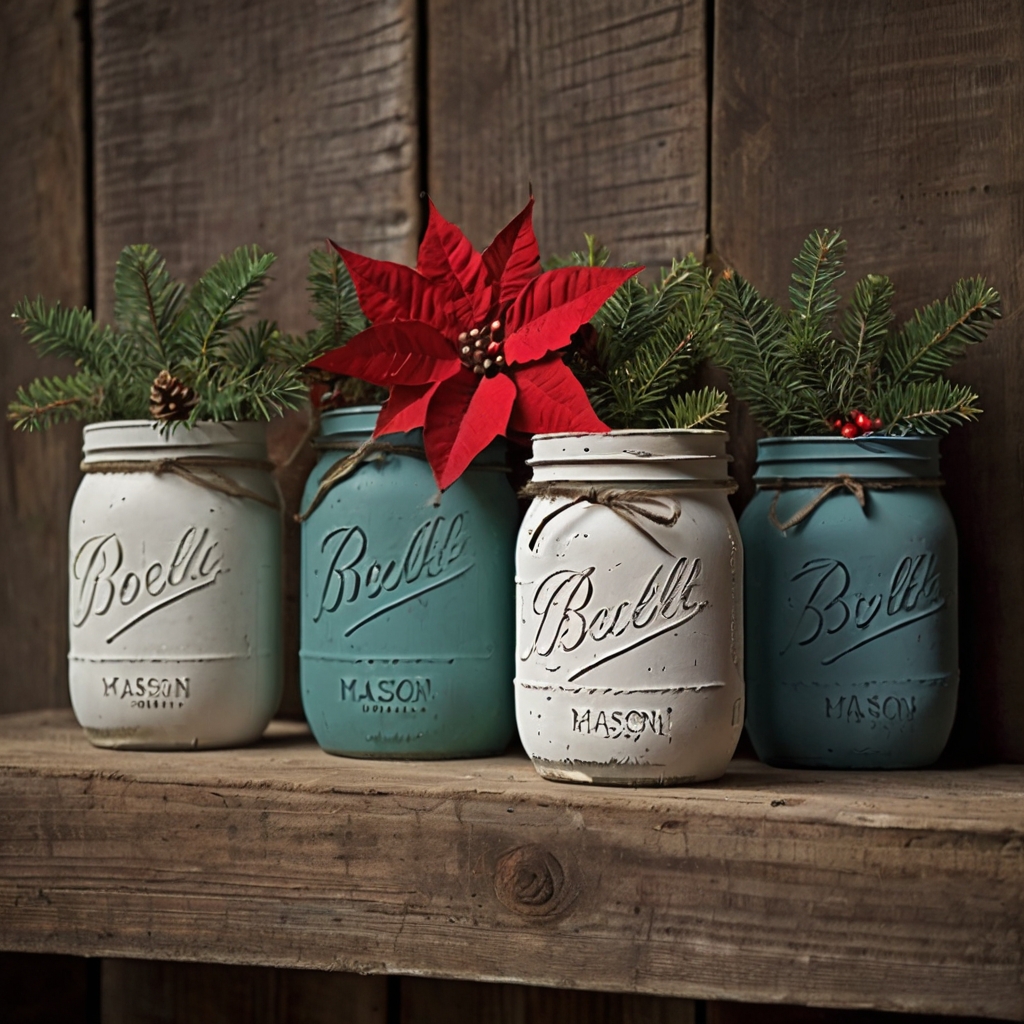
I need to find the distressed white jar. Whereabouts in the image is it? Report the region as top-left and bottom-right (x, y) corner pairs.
(69, 421), (282, 749)
(515, 430), (744, 785)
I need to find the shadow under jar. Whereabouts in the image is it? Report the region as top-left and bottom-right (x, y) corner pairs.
(515, 430), (744, 786)
(69, 420), (282, 749)
(299, 406), (517, 759)
(741, 436), (958, 769)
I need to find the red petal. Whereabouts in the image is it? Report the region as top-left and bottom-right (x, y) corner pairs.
(331, 241), (457, 332)
(373, 382), (438, 436)
(311, 322), (460, 386)
(509, 358), (608, 435)
(424, 370), (516, 490)
(482, 197), (541, 307)
(416, 200), (491, 324)
(504, 266), (640, 364)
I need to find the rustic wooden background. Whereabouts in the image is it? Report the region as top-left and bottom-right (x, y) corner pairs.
(1, 0), (1020, 1020)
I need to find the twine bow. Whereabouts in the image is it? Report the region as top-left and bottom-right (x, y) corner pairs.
(759, 474), (945, 532)
(521, 479), (736, 558)
(81, 456), (278, 508)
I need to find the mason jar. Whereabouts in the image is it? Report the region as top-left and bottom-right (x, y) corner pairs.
(515, 429), (744, 786)
(741, 436), (957, 768)
(299, 406), (517, 758)
(69, 420), (282, 749)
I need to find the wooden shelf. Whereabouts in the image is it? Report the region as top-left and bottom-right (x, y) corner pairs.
(1, 709), (1022, 1021)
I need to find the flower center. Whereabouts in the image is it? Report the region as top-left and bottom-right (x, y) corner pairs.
(458, 320), (507, 378)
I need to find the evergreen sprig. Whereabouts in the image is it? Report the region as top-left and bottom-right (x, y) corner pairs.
(297, 246), (385, 408)
(553, 236), (728, 431)
(9, 244), (315, 431)
(714, 230), (1001, 436)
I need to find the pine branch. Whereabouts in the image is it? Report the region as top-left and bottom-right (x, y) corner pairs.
(883, 276), (1000, 385)
(113, 244), (186, 370)
(714, 268), (802, 435)
(873, 380), (983, 435)
(713, 230), (1000, 438)
(564, 251), (722, 429)
(10, 243), (314, 430)
(307, 246), (368, 354)
(543, 233), (611, 269)
(7, 371), (111, 430)
(12, 299), (107, 366)
(787, 228), (845, 359)
(658, 387), (730, 430)
(179, 246), (276, 362)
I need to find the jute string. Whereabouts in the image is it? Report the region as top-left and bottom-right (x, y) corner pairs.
(521, 479), (738, 558)
(757, 474), (945, 532)
(296, 439), (428, 522)
(296, 437), (513, 522)
(81, 456), (279, 509)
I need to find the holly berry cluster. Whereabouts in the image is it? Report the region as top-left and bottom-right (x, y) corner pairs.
(832, 409), (883, 439)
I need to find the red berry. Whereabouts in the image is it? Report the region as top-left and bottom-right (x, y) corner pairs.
(855, 413), (872, 431)
(872, 418), (883, 430)
(849, 409), (862, 420)
(840, 423), (860, 439)
(832, 418), (843, 430)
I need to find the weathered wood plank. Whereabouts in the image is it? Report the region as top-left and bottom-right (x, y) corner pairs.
(0, 0), (88, 714)
(91, 0), (422, 716)
(401, 977), (694, 1023)
(1, 710), (1021, 1020)
(707, 1002), (1001, 1024)
(101, 959), (386, 1024)
(710, 0), (1024, 761)
(92, 0), (420, 327)
(427, 0), (707, 264)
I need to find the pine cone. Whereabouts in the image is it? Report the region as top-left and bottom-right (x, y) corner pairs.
(149, 370), (198, 421)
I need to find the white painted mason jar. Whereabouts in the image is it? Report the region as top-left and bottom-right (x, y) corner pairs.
(515, 430), (744, 785)
(68, 421), (282, 749)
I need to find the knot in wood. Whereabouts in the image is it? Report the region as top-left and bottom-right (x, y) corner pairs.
(493, 844), (577, 918)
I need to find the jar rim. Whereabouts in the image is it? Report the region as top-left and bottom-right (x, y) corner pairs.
(81, 420), (268, 458)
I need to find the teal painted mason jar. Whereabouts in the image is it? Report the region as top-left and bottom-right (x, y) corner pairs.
(741, 436), (957, 769)
(299, 406), (517, 758)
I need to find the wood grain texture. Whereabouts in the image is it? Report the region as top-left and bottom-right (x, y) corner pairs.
(92, 0), (421, 328)
(710, 0), (1024, 760)
(101, 959), (386, 1024)
(401, 977), (694, 1024)
(427, 0), (707, 265)
(2, 710), (1022, 1021)
(0, 0), (88, 715)
(91, 0), (422, 715)
(706, 1002), (1007, 1024)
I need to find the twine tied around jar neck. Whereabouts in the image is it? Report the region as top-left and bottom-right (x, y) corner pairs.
(296, 438), (429, 522)
(296, 436), (513, 522)
(757, 474), (945, 532)
(520, 479), (738, 559)
(80, 456), (279, 508)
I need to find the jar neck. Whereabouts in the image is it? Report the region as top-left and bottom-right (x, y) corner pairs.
(529, 428), (733, 486)
(80, 420), (268, 464)
(318, 408), (507, 469)
(753, 436), (941, 481)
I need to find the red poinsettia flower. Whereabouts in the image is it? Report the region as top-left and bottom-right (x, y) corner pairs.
(311, 197), (640, 489)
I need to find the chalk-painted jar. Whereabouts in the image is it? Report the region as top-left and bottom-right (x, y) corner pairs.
(299, 406), (517, 758)
(741, 436), (957, 769)
(69, 421), (282, 749)
(515, 430), (744, 786)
